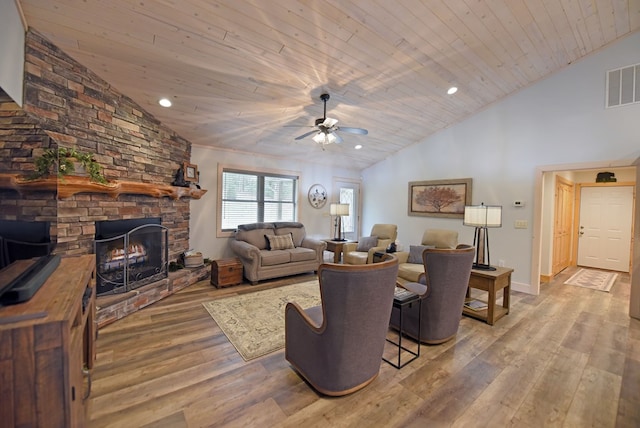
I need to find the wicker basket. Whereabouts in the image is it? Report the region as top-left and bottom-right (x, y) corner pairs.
(184, 252), (203, 267)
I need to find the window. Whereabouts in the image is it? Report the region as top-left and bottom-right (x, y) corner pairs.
(220, 168), (297, 231)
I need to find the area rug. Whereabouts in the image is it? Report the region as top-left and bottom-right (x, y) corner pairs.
(564, 268), (618, 292)
(202, 280), (321, 361)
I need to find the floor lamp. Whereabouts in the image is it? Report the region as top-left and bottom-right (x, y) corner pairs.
(330, 203), (350, 241)
(464, 203), (502, 271)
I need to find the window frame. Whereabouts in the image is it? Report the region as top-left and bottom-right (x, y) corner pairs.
(216, 164), (300, 237)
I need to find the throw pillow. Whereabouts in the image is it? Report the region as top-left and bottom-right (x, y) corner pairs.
(408, 245), (434, 264)
(356, 236), (378, 252)
(265, 233), (295, 250)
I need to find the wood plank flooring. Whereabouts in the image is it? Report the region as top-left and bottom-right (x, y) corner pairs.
(88, 267), (640, 427)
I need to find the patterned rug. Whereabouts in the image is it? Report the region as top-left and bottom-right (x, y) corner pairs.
(564, 268), (618, 292)
(202, 280), (321, 361)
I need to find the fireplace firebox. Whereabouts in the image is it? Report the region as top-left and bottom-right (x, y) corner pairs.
(94, 218), (168, 296)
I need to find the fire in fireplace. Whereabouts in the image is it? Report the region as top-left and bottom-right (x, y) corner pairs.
(94, 218), (168, 296)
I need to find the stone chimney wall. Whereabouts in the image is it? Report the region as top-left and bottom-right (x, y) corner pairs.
(13, 29), (195, 260)
(0, 97), (57, 222)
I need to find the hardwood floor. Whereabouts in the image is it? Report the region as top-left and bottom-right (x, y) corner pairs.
(88, 267), (640, 427)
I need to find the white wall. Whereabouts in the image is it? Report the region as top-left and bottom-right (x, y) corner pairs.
(189, 146), (360, 259)
(0, 0), (25, 105)
(361, 32), (640, 293)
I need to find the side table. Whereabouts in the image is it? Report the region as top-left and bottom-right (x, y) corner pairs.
(383, 287), (421, 369)
(323, 239), (356, 263)
(463, 266), (513, 325)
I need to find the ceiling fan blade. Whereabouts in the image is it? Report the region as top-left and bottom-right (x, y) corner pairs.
(294, 129), (320, 140)
(338, 126), (368, 135)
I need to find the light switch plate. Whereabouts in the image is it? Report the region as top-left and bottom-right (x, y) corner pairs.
(515, 220), (528, 229)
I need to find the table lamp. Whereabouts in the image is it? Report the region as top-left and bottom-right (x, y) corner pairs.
(464, 203), (502, 270)
(330, 203), (350, 241)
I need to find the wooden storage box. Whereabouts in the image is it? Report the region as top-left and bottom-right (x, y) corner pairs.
(211, 258), (243, 288)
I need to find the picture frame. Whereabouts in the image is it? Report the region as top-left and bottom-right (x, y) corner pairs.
(183, 162), (198, 182)
(408, 178), (472, 218)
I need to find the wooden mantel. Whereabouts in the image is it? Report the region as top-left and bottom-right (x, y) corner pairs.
(0, 173), (207, 200)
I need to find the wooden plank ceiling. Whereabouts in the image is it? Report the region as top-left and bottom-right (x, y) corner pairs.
(17, 0), (640, 170)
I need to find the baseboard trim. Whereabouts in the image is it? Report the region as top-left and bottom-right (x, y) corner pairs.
(512, 280), (535, 295)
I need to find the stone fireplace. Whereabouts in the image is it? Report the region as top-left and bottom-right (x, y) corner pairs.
(0, 30), (210, 327)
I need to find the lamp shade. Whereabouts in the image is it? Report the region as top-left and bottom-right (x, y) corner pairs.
(330, 203), (349, 215)
(464, 204), (502, 228)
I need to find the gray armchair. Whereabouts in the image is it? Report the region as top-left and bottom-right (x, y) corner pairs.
(285, 254), (399, 396)
(390, 245), (475, 344)
(343, 223), (398, 264)
(395, 229), (459, 284)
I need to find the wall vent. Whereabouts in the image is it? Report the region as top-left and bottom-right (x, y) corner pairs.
(606, 63), (639, 108)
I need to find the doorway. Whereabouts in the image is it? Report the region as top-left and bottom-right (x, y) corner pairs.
(535, 165), (637, 296)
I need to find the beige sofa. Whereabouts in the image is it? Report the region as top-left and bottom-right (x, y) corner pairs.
(230, 222), (326, 284)
(343, 224), (398, 264)
(396, 229), (459, 285)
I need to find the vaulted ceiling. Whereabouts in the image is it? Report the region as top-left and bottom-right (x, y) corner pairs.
(17, 1), (640, 170)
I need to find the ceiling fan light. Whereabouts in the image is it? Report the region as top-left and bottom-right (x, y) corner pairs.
(312, 133), (326, 144)
(326, 133), (337, 144)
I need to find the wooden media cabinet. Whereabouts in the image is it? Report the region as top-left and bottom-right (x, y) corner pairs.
(0, 254), (96, 427)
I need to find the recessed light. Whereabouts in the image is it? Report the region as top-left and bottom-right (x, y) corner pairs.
(354, 144), (363, 150)
(159, 98), (172, 107)
(447, 86), (458, 95)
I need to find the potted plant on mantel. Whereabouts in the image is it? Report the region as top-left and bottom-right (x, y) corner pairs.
(29, 147), (108, 184)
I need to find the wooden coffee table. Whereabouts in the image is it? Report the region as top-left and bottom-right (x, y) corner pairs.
(463, 266), (514, 325)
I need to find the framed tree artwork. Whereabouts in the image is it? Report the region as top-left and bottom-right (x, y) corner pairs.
(408, 178), (472, 218)
(183, 162), (198, 182)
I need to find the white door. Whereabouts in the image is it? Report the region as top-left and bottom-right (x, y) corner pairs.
(577, 186), (633, 272)
(333, 179), (360, 241)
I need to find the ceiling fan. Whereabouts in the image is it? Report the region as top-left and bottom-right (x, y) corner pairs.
(293, 93), (368, 147)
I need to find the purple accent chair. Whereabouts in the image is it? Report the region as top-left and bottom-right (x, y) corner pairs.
(390, 245), (475, 344)
(285, 254), (399, 396)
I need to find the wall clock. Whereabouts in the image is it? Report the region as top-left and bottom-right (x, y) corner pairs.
(308, 184), (327, 208)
